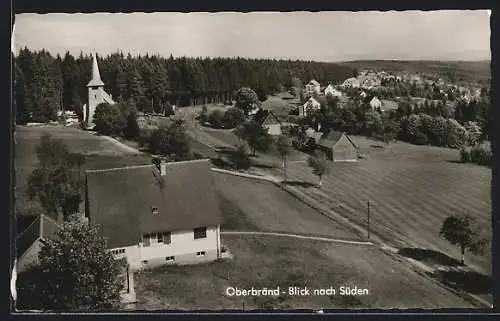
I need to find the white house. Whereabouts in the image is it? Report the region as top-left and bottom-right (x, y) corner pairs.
(324, 84), (342, 97)
(341, 77), (361, 89)
(85, 159), (224, 271)
(83, 53), (116, 129)
(300, 97), (321, 117)
(305, 80), (321, 96)
(369, 97), (382, 110)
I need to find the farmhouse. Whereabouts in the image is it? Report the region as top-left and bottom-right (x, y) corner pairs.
(380, 99), (399, 112)
(314, 131), (358, 162)
(253, 109), (283, 136)
(341, 77), (361, 89)
(300, 97), (321, 117)
(85, 159), (224, 271)
(324, 84), (342, 97)
(369, 97), (382, 110)
(83, 53), (116, 129)
(305, 80), (321, 96)
(16, 214), (60, 273)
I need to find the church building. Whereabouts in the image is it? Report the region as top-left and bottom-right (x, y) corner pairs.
(83, 53), (115, 129)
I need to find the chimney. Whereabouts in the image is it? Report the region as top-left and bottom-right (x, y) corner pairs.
(160, 158), (167, 176)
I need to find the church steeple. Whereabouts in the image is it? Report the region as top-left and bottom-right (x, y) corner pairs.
(86, 52), (105, 87)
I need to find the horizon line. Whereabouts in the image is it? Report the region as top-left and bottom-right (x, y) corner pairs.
(11, 46), (491, 64)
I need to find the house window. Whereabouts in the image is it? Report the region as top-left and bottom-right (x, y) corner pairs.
(194, 227), (207, 239)
(196, 251), (206, 257)
(111, 248), (125, 255)
(151, 206), (159, 215)
(142, 260), (148, 265)
(143, 232), (171, 246)
(163, 232), (171, 245)
(142, 234), (151, 247)
(166, 256), (175, 262)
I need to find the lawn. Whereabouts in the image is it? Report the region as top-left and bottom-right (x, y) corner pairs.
(15, 125), (152, 217)
(213, 172), (361, 240)
(261, 136), (492, 276)
(134, 234), (474, 310)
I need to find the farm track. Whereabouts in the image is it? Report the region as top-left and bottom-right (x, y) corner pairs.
(221, 231), (375, 246)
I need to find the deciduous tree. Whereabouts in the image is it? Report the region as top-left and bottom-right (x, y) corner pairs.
(93, 103), (126, 136)
(439, 213), (487, 265)
(148, 120), (191, 160)
(27, 134), (84, 223)
(235, 120), (273, 156)
(275, 135), (291, 183)
(307, 151), (329, 188)
(16, 216), (124, 311)
(234, 87), (259, 115)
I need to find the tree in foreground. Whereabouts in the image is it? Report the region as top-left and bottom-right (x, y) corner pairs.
(275, 135), (291, 183)
(148, 120), (191, 161)
(439, 213), (487, 265)
(234, 121), (273, 156)
(307, 151), (329, 188)
(27, 134), (84, 223)
(16, 216), (124, 311)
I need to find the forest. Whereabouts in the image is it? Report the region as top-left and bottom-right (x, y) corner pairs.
(13, 48), (357, 124)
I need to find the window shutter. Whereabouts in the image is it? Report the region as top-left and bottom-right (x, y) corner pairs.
(143, 234), (150, 247)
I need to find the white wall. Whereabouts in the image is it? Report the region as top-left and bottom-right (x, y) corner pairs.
(111, 225), (221, 270)
(17, 240), (42, 273)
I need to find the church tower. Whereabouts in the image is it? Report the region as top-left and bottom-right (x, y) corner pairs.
(83, 52), (115, 129)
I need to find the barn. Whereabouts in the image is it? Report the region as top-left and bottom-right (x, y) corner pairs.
(314, 131), (358, 162)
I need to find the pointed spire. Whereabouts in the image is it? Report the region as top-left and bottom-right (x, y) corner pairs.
(87, 52), (105, 87)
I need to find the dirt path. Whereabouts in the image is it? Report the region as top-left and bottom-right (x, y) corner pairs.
(221, 231), (375, 246)
(96, 134), (142, 154)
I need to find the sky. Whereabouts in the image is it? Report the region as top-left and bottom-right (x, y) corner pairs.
(13, 11), (491, 62)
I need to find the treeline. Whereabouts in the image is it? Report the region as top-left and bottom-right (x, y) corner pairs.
(14, 48), (357, 124)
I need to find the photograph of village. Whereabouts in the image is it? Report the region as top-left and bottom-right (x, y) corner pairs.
(11, 11), (492, 312)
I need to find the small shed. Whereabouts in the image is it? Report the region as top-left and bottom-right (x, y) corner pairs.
(315, 131), (358, 162)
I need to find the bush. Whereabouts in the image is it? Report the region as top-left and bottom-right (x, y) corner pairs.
(93, 103), (125, 136)
(223, 107), (246, 128)
(413, 131), (429, 145)
(147, 122), (190, 160)
(230, 144), (252, 170)
(208, 110), (225, 129)
(459, 147), (472, 163)
(470, 142), (492, 166)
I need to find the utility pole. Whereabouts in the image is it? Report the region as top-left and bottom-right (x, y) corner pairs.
(367, 200), (371, 239)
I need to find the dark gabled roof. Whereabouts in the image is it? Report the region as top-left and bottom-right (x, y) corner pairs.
(253, 109), (282, 126)
(316, 131), (357, 149)
(85, 159), (223, 249)
(16, 214), (60, 258)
